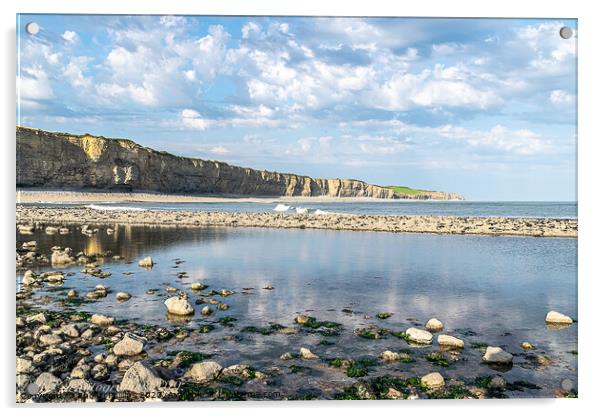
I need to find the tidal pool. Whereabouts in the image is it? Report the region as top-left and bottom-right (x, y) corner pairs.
(16, 225), (578, 399)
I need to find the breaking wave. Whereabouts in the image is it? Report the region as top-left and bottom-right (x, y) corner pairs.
(85, 204), (146, 212)
(272, 204), (333, 215)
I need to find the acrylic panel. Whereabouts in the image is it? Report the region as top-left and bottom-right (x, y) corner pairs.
(16, 15), (577, 402)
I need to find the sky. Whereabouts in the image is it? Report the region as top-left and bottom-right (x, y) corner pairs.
(17, 15), (577, 201)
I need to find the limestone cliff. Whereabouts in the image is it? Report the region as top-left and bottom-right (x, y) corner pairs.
(16, 127), (464, 200)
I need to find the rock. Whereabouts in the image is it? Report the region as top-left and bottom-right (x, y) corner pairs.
(405, 327), (433, 344)
(91, 364), (109, 381)
(67, 379), (95, 393)
(386, 387), (402, 399)
(119, 361), (165, 394)
(425, 318), (444, 331)
(51, 249), (75, 266)
(45, 226), (58, 234)
(39, 334), (62, 346)
(191, 282), (205, 290)
(67, 289), (78, 298)
(521, 342), (534, 350)
(16, 357), (33, 374)
(70, 365), (89, 379)
(279, 352), (294, 360)
(200, 306), (213, 316)
(379, 350), (401, 361)
(34, 372), (62, 394)
(106, 325), (122, 336)
(94, 353), (106, 364)
(113, 333), (145, 356)
(295, 314), (309, 325)
(44, 271), (65, 283)
(116, 292), (131, 301)
(26, 313), (46, 324)
(489, 376), (506, 390)
(60, 324), (80, 338)
(166, 287), (177, 293)
(22, 270), (36, 286)
(138, 256), (154, 268)
(59, 227), (70, 234)
(482, 346), (513, 364)
(18, 224), (35, 234)
(105, 354), (119, 366)
(164, 296), (194, 316)
(81, 328), (95, 339)
(90, 314), (114, 326)
(185, 361), (222, 383)
(437, 334), (464, 348)
(299, 347), (318, 359)
(545, 311), (573, 325)
(421, 372), (445, 389)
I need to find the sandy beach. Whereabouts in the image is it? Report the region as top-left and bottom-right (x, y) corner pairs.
(17, 190), (412, 204)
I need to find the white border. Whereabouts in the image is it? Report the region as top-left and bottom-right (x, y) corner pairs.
(2, 0), (600, 414)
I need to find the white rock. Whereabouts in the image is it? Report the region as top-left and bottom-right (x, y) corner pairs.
(116, 292), (131, 301)
(119, 362), (165, 394)
(191, 282), (205, 290)
(34, 372), (62, 394)
(299, 347), (318, 359)
(200, 306), (213, 316)
(138, 256), (154, 268)
(22, 270), (36, 286)
(164, 296), (194, 316)
(67, 378), (95, 393)
(482, 346), (513, 364)
(16, 357), (33, 374)
(90, 314), (114, 327)
(113, 333), (145, 356)
(405, 327), (433, 344)
(425, 318), (444, 331)
(26, 313), (46, 324)
(39, 334), (62, 346)
(545, 310), (573, 325)
(421, 372), (445, 389)
(51, 250), (74, 266)
(437, 334), (464, 348)
(379, 350), (401, 361)
(185, 361), (222, 383)
(60, 324), (80, 338)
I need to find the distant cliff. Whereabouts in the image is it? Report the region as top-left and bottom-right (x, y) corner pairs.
(16, 127), (464, 200)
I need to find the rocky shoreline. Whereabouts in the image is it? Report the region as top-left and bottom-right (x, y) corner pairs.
(16, 224), (578, 402)
(16, 207), (577, 237)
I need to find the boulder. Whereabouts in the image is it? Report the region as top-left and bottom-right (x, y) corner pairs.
(295, 314), (309, 325)
(26, 313), (47, 324)
(39, 334), (62, 346)
(90, 314), (114, 326)
(379, 350), (401, 361)
(300, 347), (318, 359)
(421, 372), (445, 389)
(482, 346), (513, 364)
(22, 270), (36, 286)
(16, 357), (33, 374)
(545, 311), (573, 325)
(425, 318), (444, 331)
(138, 257), (154, 268)
(116, 292), (131, 301)
(521, 342), (534, 350)
(437, 334), (464, 348)
(60, 324), (80, 338)
(164, 296), (194, 316)
(34, 372), (62, 394)
(113, 333), (145, 356)
(51, 249), (75, 266)
(185, 361), (222, 383)
(119, 361), (165, 394)
(405, 327), (433, 344)
(67, 289), (78, 298)
(200, 306), (213, 316)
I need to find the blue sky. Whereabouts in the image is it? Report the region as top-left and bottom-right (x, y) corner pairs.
(17, 15), (577, 200)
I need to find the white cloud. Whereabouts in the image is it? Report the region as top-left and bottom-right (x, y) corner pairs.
(63, 57), (92, 89)
(18, 66), (53, 100)
(550, 89), (575, 105)
(242, 22), (261, 39)
(208, 146), (228, 154)
(61, 30), (78, 43)
(96, 82), (157, 105)
(180, 109), (211, 130)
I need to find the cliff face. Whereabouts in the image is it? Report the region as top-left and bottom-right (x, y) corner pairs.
(16, 127), (463, 200)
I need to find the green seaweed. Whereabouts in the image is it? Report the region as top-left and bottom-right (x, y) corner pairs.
(425, 352), (450, 367)
(376, 312), (393, 320)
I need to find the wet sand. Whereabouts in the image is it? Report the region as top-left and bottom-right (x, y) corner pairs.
(17, 206), (577, 237)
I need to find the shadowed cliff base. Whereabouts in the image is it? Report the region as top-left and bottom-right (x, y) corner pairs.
(16, 126), (463, 200)
(16, 207), (577, 237)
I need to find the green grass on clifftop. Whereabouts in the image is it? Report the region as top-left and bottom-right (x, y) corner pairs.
(386, 186), (429, 195)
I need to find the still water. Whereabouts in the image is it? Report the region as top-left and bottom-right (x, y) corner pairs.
(17, 225), (578, 397)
